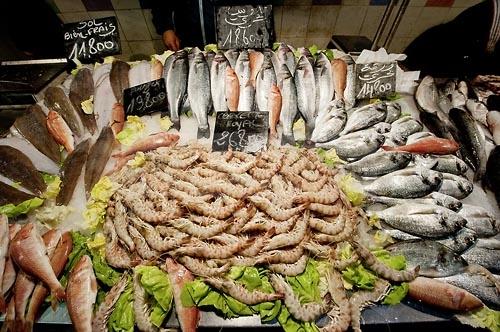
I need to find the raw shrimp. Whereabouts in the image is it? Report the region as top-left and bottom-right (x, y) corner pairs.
(268, 255), (308, 276)
(205, 277), (283, 305)
(262, 211), (309, 251)
(247, 195), (306, 221)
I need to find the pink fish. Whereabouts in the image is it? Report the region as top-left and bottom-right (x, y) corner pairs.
(111, 103), (125, 137)
(225, 67), (239, 112)
(382, 137), (460, 155)
(10, 224), (66, 302)
(113, 132), (179, 158)
(46, 110), (75, 153)
(2, 223), (21, 298)
(0, 215), (8, 313)
(164, 258), (200, 332)
(268, 84), (282, 138)
(248, 50), (264, 88)
(66, 255), (97, 332)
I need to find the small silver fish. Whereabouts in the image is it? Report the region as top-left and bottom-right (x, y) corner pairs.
(366, 191), (462, 211)
(344, 151), (412, 177)
(316, 130), (385, 161)
(340, 102), (387, 135)
(294, 55), (316, 140)
(438, 173), (473, 200)
(188, 52), (212, 138)
(311, 104), (346, 143)
(459, 204), (499, 237)
(278, 64), (298, 146)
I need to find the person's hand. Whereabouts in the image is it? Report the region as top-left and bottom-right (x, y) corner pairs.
(163, 30), (180, 51)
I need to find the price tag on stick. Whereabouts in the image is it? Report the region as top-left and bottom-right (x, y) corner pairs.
(123, 79), (168, 116)
(355, 62), (397, 100)
(212, 111), (269, 153)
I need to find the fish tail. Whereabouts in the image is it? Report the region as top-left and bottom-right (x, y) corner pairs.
(197, 125), (210, 139)
(304, 121), (315, 141)
(50, 287), (66, 309)
(381, 145), (395, 151)
(281, 133), (296, 146)
(173, 120), (181, 131)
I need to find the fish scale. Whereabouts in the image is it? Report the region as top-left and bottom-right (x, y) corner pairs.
(255, 57), (277, 112)
(188, 53), (212, 138)
(294, 55), (316, 140)
(278, 64), (298, 146)
(210, 51), (230, 112)
(167, 50), (189, 130)
(314, 53), (334, 118)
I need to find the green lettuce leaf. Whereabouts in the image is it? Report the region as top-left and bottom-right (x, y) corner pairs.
(0, 197), (44, 218)
(277, 306), (319, 332)
(41, 173), (61, 199)
(382, 283), (409, 305)
(135, 266), (173, 312)
(342, 263), (378, 290)
(455, 306), (500, 332)
(338, 174), (365, 206)
(308, 45), (319, 57)
(204, 44), (218, 52)
(108, 280), (134, 332)
(150, 300), (168, 327)
(373, 250), (406, 271)
(91, 249), (121, 287)
(116, 116), (146, 146)
(84, 176), (120, 230)
(316, 148), (346, 168)
(286, 259), (321, 303)
(272, 42), (281, 51)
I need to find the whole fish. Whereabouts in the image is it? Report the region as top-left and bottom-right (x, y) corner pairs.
(0, 215), (7, 313)
(224, 49), (239, 69)
(438, 272), (500, 308)
(366, 191), (462, 211)
(263, 49), (280, 76)
(344, 151), (412, 177)
(0, 137), (58, 175)
(268, 85), (282, 138)
(2, 223), (21, 298)
(295, 55), (316, 140)
(298, 47), (314, 65)
(461, 245), (500, 273)
(364, 167), (443, 199)
(93, 63), (116, 132)
(276, 43), (295, 75)
(46, 110), (75, 153)
(162, 52), (175, 88)
(111, 103), (125, 136)
(387, 240), (467, 277)
(406, 131), (435, 144)
(314, 53), (334, 116)
(255, 56), (277, 112)
(164, 258), (200, 332)
(84, 127), (114, 195)
(167, 50), (189, 130)
(113, 132), (179, 158)
(415, 76), (453, 129)
(225, 67), (240, 112)
(25, 232), (72, 328)
(278, 64), (298, 146)
(485, 146), (500, 207)
(311, 104), (347, 143)
(188, 52), (212, 137)
(437, 228), (478, 254)
(451, 89), (466, 109)
(205, 50), (215, 70)
(466, 99), (488, 126)
(92, 273), (129, 332)
(0, 181), (35, 205)
(10, 223), (65, 301)
(386, 116), (423, 143)
(449, 108), (486, 180)
(382, 137), (459, 155)
(343, 57), (356, 109)
(414, 154), (468, 175)
(438, 173), (473, 200)
(340, 102), (387, 135)
(128, 60), (152, 87)
(235, 50), (255, 112)
(331, 58), (347, 102)
(56, 139), (91, 206)
(316, 128), (385, 161)
(14, 105), (61, 163)
(69, 68), (97, 134)
(408, 277), (483, 312)
(109, 60), (130, 104)
(373, 203), (465, 238)
(150, 57), (163, 80)
(419, 111), (456, 139)
(67, 255), (96, 332)
(0, 145), (46, 195)
(44, 86), (84, 137)
(385, 102), (402, 123)
(210, 51), (230, 112)
(459, 204), (499, 237)
(248, 50), (264, 87)
(487, 111), (500, 145)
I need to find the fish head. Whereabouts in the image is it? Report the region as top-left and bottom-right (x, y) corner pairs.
(213, 52), (228, 63)
(458, 180), (474, 196)
(298, 47), (312, 57)
(372, 134), (386, 145)
(295, 55), (310, 71)
(374, 122), (391, 134)
(420, 169), (443, 187)
(460, 229), (478, 247)
(373, 102), (388, 113)
(13, 222), (35, 243)
(278, 64), (292, 81)
(314, 53), (329, 67)
(392, 152), (413, 164)
(387, 102), (402, 113)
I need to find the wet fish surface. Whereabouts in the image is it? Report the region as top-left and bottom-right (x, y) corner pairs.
(438, 272), (500, 309)
(311, 103), (346, 143)
(278, 64), (298, 146)
(340, 103), (387, 135)
(414, 154), (468, 175)
(316, 130), (385, 161)
(188, 52), (212, 138)
(84, 127), (114, 195)
(314, 53), (334, 116)
(255, 55), (277, 112)
(44, 86), (84, 137)
(0, 145), (46, 195)
(459, 204), (499, 237)
(167, 50), (189, 130)
(294, 55), (316, 140)
(438, 173), (473, 200)
(69, 68), (97, 134)
(367, 191), (462, 211)
(461, 245), (500, 273)
(344, 151), (412, 177)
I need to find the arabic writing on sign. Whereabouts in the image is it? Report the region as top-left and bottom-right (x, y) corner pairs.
(355, 62), (396, 99)
(123, 79), (168, 116)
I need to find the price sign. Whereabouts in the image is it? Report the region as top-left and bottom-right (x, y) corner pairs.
(212, 111), (269, 153)
(216, 5), (273, 50)
(63, 17), (120, 62)
(355, 62), (397, 100)
(123, 79), (168, 116)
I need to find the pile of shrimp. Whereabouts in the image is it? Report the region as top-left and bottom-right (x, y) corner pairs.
(104, 145), (418, 331)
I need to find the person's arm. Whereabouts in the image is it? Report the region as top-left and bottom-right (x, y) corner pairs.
(151, 2), (180, 51)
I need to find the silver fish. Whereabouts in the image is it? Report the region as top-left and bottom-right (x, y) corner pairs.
(162, 52), (176, 88)
(235, 50), (254, 112)
(373, 203), (466, 238)
(340, 102), (387, 135)
(459, 204), (499, 237)
(385, 102), (402, 123)
(167, 50), (188, 130)
(387, 240), (467, 277)
(210, 51), (230, 112)
(416, 76), (456, 130)
(461, 245), (500, 273)
(188, 52), (212, 138)
(263, 49), (280, 75)
(466, 99), (488, 127)
(343, 56), (356, 109)
(278, 64), (298, 146)
(476, 237), (500, 250)
(366, 191), (462, 211)
(364, 167), (443, 198)
(294, 55), (316, 140)
(415, 154), (468, 175)
(316, 130), (385, 161)
(406, 131), (435, 144)
(438, 272), (500, 308)
(314, 53), (334, 117)
(277, 43), (295, 74)
(437, 228), (478, 254)
(224, 49), (239, 69)
(255, 56), (277, 112)
(298, 47), (314, 65)
(386, 116), (423, 143)
(438, 173), (473, 200)
(344, 151), (412, 177)
(311, 104), (346, 143)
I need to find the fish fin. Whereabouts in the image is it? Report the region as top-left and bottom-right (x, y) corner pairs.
(381, 145), (395, 151)
(173, 120), (181, 131)
(281, 133), (296, 146)
(0, 296), (5, 314)
(197, 125), (210, 139)
(50, 287), (66, 309)
(304, 122), (315, 141)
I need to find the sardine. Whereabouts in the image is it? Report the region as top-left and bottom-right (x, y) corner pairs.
(364, 167), (443, 199)
(344, 151), (412, 177)
(386, 116), (422, 143)
(56, 139), (90, 206)
(14, 105), (61, 163)
(211, 51), (230, 112)
(415, 154), (468, 175)
(113, 132), (179, 158)
(255, 56), (277, 112)
(311, 104), (346, 143)
(92, 273), (128, 332)
(340, 102), (387, 135)
(69, 68), (97, 134)
(0, 181), (35, 205)
(367, 191), (462, 211)
(438, 272), (500, 308)
(164, 258), (200, 332)
(373, 203), (465, 238)
(109, 60), (130, 104)
(248, 50), (264, 87)
(224, 49), (239, 69)
(0, 215), (7, 313)
(438, 173), (473, 200)
(277, 43), (295, 74)
(278, 64), (298, 146)
(485, 146), (500, 207)
(385, 102), (402, 123)
(387, 240), (467, 277)
(67, 255), (96, 332)
(0, 145), (46, 195)
(44, 86), (84, 137)
(294, 55), (316, 140)
(167, 50), (188, 130)
(314, 53), (334, 116)
(461, 245), (500, 273)
(93, 63), (116, 132)
(268, 85), (282, 138)
(487, 111), (500, 145)
(188, 52), (212, 137)
(449, 108), (486, 180)
(331, 58), (347, 102)
(459, 204), (499, 237)
(10, 224), (65, 301)
(382, 136), (459, 155)
(235, 50), (255, 112)
(46, 110), (75, 153)
(225, 67), (239, 112)
(84, 127), (114, 195)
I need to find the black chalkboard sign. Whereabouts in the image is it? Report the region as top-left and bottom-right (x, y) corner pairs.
(63, 17), (120, 62)
(212, 111), (269, 153)
(216, 5), (273, 50)
(123, 79), (168, 116)
(355, 62), (397, 100)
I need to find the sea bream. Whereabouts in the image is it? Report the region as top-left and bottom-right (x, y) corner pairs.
(438, 173), (473, 200)
(367, 191), (462, 211)
(459, 204), (499, 237)
(278, 64), (298, 146)
(210, 51), (230, 112)
(294, 55), (316, 140)
(44, 86), (85, 137)
(316, 129), (385, 161)
(414, 154), (468, 175)
(167, 50), (189, 130)
(235, 50), (255, 112)
(461, 245), (500, 273)
(311, 103), (347, 143)
(385, 116), (423, 144)
(188, 52), (212, 138)
(69, 68), (97, 134)
(0, 145), (46, 195)
(314, 53), (334, 117)
(344, 151), (412, 177)
(384, 102), (402, 123)
(340, 102), (387, 135)
(255, 55), (277, 112)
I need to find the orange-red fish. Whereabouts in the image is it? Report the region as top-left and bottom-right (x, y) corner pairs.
(113, 132), (179, 158)
(268, 85), (282, 138)
(382, 137), (460, 155)
(249, 50), (264, 88)
(46, 110), (75, 153)
(225, 67), (239, 112)
(0, 215), (8, 313)
(2, 223), (21, 298)
(111, 103), (125, 137)
(331, 58), (347, 101)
